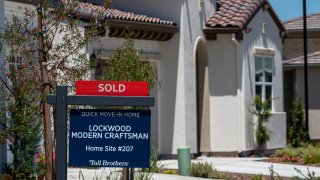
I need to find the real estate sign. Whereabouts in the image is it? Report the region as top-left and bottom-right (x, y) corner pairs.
(76, 81), (149, 96)
(69, 109), (151, 168)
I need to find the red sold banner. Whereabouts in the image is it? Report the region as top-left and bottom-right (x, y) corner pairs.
(76, 81), (149, 96)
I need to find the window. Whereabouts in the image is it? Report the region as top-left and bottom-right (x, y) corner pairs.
(90, 53), (110, 79)
(7, 55), (23, 71)
(255, 55), (273, 109)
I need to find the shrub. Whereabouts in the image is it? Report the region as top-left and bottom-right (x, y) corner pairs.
(100, 35), (157, 90)
(288, 98), (307, 148)
(189, 162), (214, 178)
(295, 167), (320, 180)
(252, 96), (272, 156)
(275, 147), (301, 158)
(275, 145), (320, 165)
(0, 78), (42, 178)
(134, 171), (153, 180)
(142, 147), (162, 173)
(304, 155), (320, 165)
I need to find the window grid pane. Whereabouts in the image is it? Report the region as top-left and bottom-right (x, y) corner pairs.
(265, 57), (273, 82)
(255, 56), (263, 82)
(254, 55), (273, 110)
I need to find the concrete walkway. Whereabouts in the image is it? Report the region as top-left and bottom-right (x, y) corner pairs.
(67, 157), (320, 179)
(161, 157), (320, 178)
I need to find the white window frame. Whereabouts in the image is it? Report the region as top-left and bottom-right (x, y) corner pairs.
(7, 55), (22, 70)
(254, 54), (274, 110)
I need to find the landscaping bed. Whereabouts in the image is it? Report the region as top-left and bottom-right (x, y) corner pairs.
(267, 145), (320, 167)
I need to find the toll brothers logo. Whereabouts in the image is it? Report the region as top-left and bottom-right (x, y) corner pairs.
(89, 160), (129, 167)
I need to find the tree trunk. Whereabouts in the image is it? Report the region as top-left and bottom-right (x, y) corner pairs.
(38, 6), (53, 180)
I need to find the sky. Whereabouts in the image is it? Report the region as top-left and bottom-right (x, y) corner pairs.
(268, 0), (320, 22)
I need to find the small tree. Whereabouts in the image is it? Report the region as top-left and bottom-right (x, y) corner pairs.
(98, 35), (157, 89)
(96, 34), (157, 179)
(252, 96), (272, 156)
(0, 1), (107, 178)
(0, 63), (42, 178)
(288, 98), (307, 148)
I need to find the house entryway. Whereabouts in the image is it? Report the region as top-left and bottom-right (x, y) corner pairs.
(195, 39), (210, 155)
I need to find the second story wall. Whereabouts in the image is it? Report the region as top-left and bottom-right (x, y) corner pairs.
(283, 38), (320, 60)
(242, 7), (285, 150)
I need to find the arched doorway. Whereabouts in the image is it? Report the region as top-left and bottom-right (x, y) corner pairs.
(195, 38), (210, 154)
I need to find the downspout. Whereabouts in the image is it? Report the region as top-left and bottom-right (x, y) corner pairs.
(232, 33), (243, 153)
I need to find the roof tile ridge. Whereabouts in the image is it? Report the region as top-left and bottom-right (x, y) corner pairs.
(283, 13), (320, 24)
(285, 51), (320, 61)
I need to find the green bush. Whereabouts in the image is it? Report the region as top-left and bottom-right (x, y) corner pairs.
(100, 35), (157, 90)
(295, 167), (320, 180)
(189, 162), (214, 178)
(288, 98), (307, 148)
(142, 147), (162, 173)
(0, 78), (42, 178)
(275, 147), (301, 158)
(275, 145), (320, 164)
(252, 96), (272, 156)
(304, 155), (320, 165)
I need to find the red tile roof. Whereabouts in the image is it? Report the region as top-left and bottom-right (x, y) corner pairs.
(206, 0), (284, 32)
(75, 1), (176, 26)
(283, 13), (320, 30)
(206, 0), (262, 29)
(283, 51), (320, 66)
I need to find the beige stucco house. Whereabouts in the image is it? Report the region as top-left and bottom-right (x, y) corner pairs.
(85, 0), (287, 157)
(283, 13), (320, 142)
(1, 0), (287, 162)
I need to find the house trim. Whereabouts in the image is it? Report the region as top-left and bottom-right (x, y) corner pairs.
(203, 27), (243, 40)
(254, 47), (275, 56)
(285, 29), (320, 38)
(107, 19), (180, 41)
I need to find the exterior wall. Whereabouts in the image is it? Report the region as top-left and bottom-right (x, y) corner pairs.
(107, 1), (286, 155)
(242, 8), (286, 151)
(158, 0), (213, 155)
(207, 34), (241, 152)
(105, 0), (217, 155)
(295, 67), (320, 140)
(205, 8), (286, 153)
(5, 0), (35, 20)
(283, 38), (320, 60)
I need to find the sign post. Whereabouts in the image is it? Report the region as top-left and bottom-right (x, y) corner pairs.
(47, 84), (154, 180)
